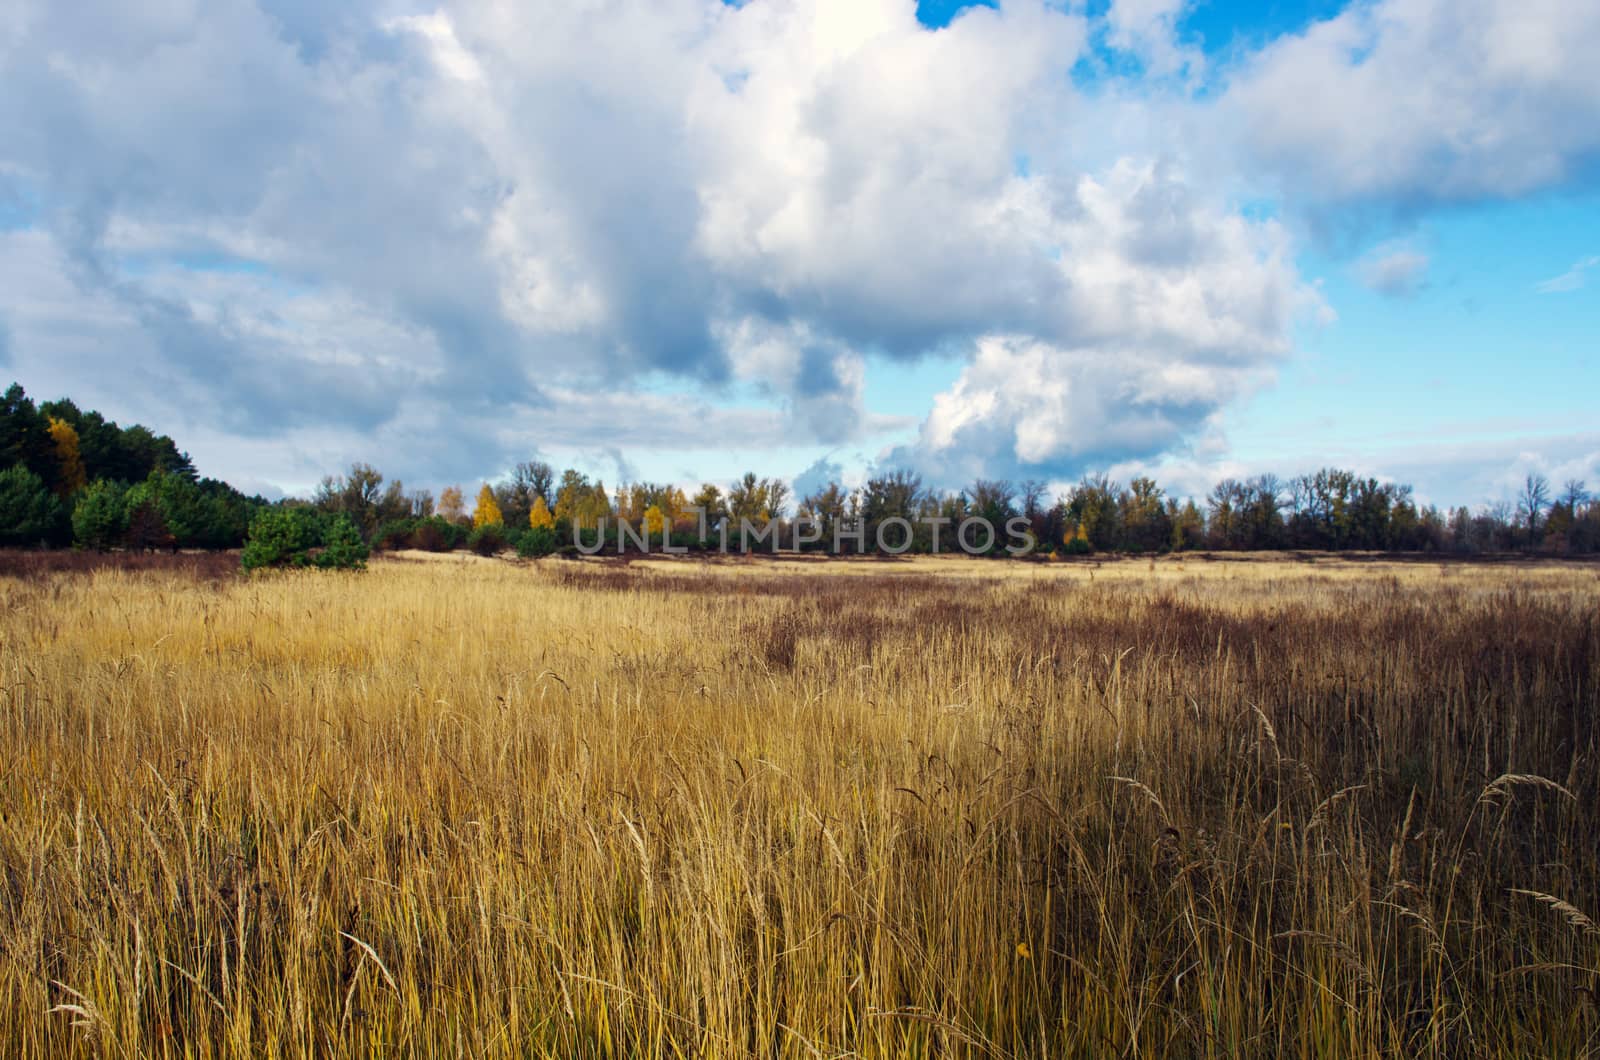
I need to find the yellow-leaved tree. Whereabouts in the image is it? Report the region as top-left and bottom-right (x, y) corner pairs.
(473, 485), (503, 528)
(643, 504), (665, 536)
(47, 417), (86, 497)
(529, 495), (554, 530)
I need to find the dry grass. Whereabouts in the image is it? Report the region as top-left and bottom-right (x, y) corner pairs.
(1, 554), (1596, 1057)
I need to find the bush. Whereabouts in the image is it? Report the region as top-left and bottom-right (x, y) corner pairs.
(410, 516), (466, 552)
(371, 516), (468, 553)
(241, 507), (320, 571)
(371, 518), (417, 552)
(515, 525), (558, 558)
(0, 464), (66, 547)
(72, 479), (128, 551)
(1061, 533), (1092, 556)
(313, 514), (369, 570)
(468, 524), (509, 556)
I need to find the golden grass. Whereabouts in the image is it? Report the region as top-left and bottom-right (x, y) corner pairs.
(1, 555), (1596, 1057)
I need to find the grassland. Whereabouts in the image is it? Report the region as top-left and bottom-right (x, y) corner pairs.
(1, 553), (1596, 1057)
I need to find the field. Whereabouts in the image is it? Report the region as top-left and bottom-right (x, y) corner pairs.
(1, 553), (1597, 1057)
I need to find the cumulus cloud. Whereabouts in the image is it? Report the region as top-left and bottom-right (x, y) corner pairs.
(1, 0), (1596, 495)
(884, 159), (1316, 484)
(3, 0), (1108, 489)
(1222, 0), (1600, 208)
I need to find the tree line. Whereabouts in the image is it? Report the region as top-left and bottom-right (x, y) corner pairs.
(283, 462), (1600, 560)
(2, 382), (1596, 563)
(0, 384), (263, 550)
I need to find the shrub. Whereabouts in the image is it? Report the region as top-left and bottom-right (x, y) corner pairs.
(371, 519), (417, 552)
(467, 524), (509, 556)
(241, 507), (320, 571)
(313, 515), (369, 570)
(0, 464), (65, 547)
(409, 516), (466, 552)
(515, 525), (558, 558)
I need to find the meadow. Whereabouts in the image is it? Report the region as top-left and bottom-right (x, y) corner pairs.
(1, 552), (1596, 1057)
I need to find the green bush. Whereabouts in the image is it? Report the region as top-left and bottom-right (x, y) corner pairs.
(71, 480), (128, 551)
(241, 507), (320, 571)
(515, 525), (558, 558)
(467, 524), (509, 556)
(0, 464), (65, 547)
(413, 516), (467, 552)
(371, 516), (468, 552)
(371, 518), (417, 552)
(313, 514), (369, 570)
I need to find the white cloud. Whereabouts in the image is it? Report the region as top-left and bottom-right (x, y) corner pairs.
(1355, 242), (1429, 297)
(387, 12), (483, 83)
(1536, 255), (1600, 293)
(0, 0), (1596, 498)
(1103, 0), (1202, 80)
(1222, 0), (1600, 206)
(886, 158), (1318, 484)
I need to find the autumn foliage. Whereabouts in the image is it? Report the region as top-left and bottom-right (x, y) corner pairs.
(45, 417), (86, 497)
(472, 484), (503, 528)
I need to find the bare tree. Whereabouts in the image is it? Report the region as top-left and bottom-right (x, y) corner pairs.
(517, 461), (555, 505)
(1562, 479), (1589, 512)
(967, 479), (1014, 516)
(1019, 479), (1047, 520)
(1520, 473), (1551, 537)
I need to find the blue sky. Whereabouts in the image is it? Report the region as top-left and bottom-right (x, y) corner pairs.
(1, 0), (1595, 506)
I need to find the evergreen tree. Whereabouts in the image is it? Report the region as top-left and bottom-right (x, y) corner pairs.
(0, 465), (64, 546)
(72, 480), (128, 550)
(313, 515), (369, 570)
(241, 508), (320, 571)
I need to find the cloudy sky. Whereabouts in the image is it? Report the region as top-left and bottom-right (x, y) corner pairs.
(2, 0), (1596, 505)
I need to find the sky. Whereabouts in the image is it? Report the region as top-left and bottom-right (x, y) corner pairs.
(0, 0), (1595, 507)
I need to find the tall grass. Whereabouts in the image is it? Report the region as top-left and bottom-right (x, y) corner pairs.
(1, 555), (1596, 1057)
